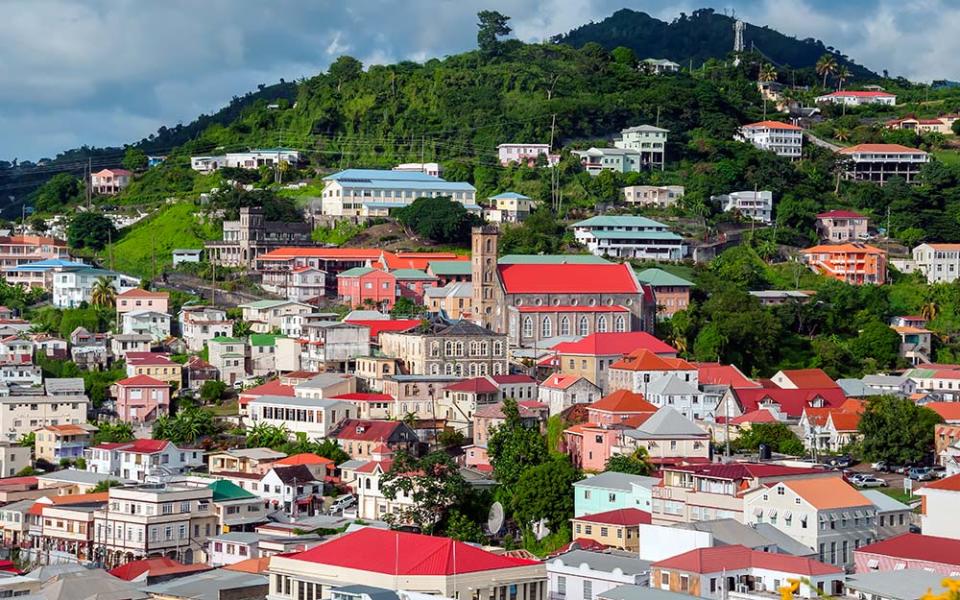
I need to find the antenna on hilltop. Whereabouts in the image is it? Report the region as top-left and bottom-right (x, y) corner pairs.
(733, 19), (746, 66)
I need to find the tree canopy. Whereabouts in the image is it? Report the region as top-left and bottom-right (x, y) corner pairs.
(395, 196), (480, 244)
(68, 212), (116, 251)
(734, 422), (806, 456)
(858, 396), (943, 464)
(380, 450), (469, 533)
(487, 398), (549, 488)
(512, 456), (581, 532)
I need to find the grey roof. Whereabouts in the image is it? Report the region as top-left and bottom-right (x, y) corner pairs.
(37, 568), (147, 600)
(0, 395), (88, 405)
(598, 585), (690, 600)
(210, 531), (260, 544)
(861, 489), (911, 513)
(295, 373), (354, 390)
(339, 459), (367, 471)
(844, 569), (945, 600)
(862, 374), (909, 387)
(342, 310), (390, 321)
(2, 498), (39, 513)
(645, 373), (700, 396)
(37, 469), (119, 485)
(622, 125), (669, 133)
(752, 523), (817, 556)
(43, 378), (85, 394)
(434, 320), (497, 337)
(674, 519), (772, 550)
(574, 471), (660, 493)
(626, 407), (706, 439)
(333, 585), (399, 600)
(836, 378), (873, 397)
(110, 334), (153, 342)
(217, 448), (287, 461)
(142, 570), (267, 600)
(550, 550), (651, 575)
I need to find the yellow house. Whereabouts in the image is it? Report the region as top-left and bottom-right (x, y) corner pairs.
(570, 507), (652, 551)
(126, 354), (183, 388)
(34, 423), (98, 464)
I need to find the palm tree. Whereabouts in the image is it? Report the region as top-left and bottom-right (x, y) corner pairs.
(816, 54), (838, 88)
(834, 127), (851, 143)
(836, 65), (852, 91)
(758, 63), (777, 83)
(90, 276), (117, 308)
(920, 301), (938, 321)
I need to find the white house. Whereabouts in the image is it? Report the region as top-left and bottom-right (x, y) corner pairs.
(910, 243), (960, 284)
(172, 249), (202, 266)
(179, 306), (234, 352)
(247, 395), (356, 440)
(571, 215), (686, 261)
(538, 374), (602, 416)
(239, 300), (313, 333)
(643, 58), (680, 73)
(339, 446), (417, 522)
(497, 144), (558, 167)
(84, 439), (204, 482)
(393, 162), (442, 177)
(319, 169), (477, 217)
(547, 550), (650, 600)
(191, 149), (300, 172)
(208, 532), (260, 567)
(623, 185), (685, 208)
(714, 190), (774, 224)
(484, 192), (539, 224)
(121, 310), (171, 342)
(816, 90), (896, 106)
(52, 268), (141, 308)
(916, 473), (960, 540)
(738, 121), (803, 159)
(614, 125), (668, 170)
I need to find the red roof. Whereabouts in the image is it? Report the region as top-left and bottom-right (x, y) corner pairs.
(239, 379), (296, 405)
(694, 363), (760, 388)
(491, 374), (536, 385)
(666, 462), (831, 481)
(742, 120), (802, 130)
(776, 369), (838, 389)
(541, 374), (585, 390)
(516, 305), (629, 313)
(611, 349), (694, 372)
(345, 319), (421, 340)
(257, 247), (383, 261)
(498, 263), (640, 294)
(115, 374), (168, 387)
(838, 143), (925, 155)
(552, 332), (675, 357)
(730, 409), (778, 425)
(275, 453), (334, 466)
(574, 508), (652, 526)
(919, 472), (960, 492)
(332, 419), (409, 442)
(589, 389), (657, 414)
(126, 353), (177, 366)
(733, 387), (847, 418)
(385, 252), (467, 271)
(653, 545), (841, 575)
(109, 557), (210, 581)
(444, 377), (499, 394)
(286, 528), (539, 575)
(923, 402), (960, 422)
(856, 533), (960, 567)
(117, 288), (169, 299)
(93, 439), (170, 454)
(330, 392), (395, 403)
(821, 90), (894, 98)
(817, 210), (866, 219)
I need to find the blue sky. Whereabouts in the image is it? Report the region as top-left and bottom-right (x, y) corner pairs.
(2, 0), (958, 161)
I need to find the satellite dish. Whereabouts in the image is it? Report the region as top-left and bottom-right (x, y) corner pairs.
(486, 501), (505, 535)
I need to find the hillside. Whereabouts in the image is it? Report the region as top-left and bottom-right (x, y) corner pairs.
(553, 8), (879, 79)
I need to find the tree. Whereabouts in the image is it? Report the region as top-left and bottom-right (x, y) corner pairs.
(92, 421), (134, 445)
(758, 63), (777, 83)
(390, 296), (422, 318)
(611, 46), (638, 68)
(92, 479), (122, 493)
(90, 276), (117, 309)
(604, 448), (653, 475)
(395, 196), (480, 244)
(313, 438), (350, 465)
(328, 56), (363, 92)
(859, 396), (942, 464)
(33, 173), (82, 212)
(18, 432), (35, 448)
(67, 212), (116, 251)
(953, 119), (960, 137)
(444, 509), (486, 543)
(512, 456), (580, 532)
(199, 380), (227, 404)
(735, 422), (806, 456)
(380, 450), (469, 533)
(122, 147), (149, 171)
(487, 398), (548, 488)
(30, 215), (49, 233)
(816, 54), (838, 88)
(849, 321), (901, 369)
(152, 406), (217, 445)
(836, 65), (852, 91)
(477, 10), (511, 56)
(246, 422), (290, 449)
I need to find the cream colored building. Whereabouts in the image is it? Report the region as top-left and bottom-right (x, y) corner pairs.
(379, 319), (507, 377)
(34, 423), (97, 464)
(424, 281), (473, 320)
(0, 395), (89, 442)
(0, 442), (30, 477)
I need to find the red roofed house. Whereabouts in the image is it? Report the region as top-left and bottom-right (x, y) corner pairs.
(90, 168), (132, 195)
(109, 556), (211, 582)
(329, 419), (419, 460)
(570, 508), (652, 551)
(337, 267), (397, 310)
(917, 473), (960, 540)
(694, 363), (760, 389)
(344, 319), (420, 343)
(816, 90), (896, 106)
(799, 407), (862, 454)
(116, 288), (170, 316)
(836, 144), (928, 185)
(85, 439), (203, 482)
(111, 374), (170, 423)
(473, 400), (549, 447)
(652, 545), (843, 597)
(329, 392), (397, 420)
(816, 210), (869, 242)
(267, 527), (546, 597)
(737, 120), (803, 159)
(886, 116), (952, 135)
(854, 533), (960, 575)
(548, 332), (676, 391)
(718, 386), (847, 421)
(237, 378), (295, 418)
(471, 226), (656, 335)
(586, 390), (658, 426)
(771, 368), (839, 390)
(538, 374), (601, 415)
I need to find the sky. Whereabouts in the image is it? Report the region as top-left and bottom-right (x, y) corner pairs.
(3, 0), (959, 162)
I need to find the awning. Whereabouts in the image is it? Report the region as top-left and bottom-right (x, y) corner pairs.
(867, 559), (879, 568)
(783, 511), (792, 519)
(768, 509), (777, 518)
(753, 508), (763, 517)
(296, 497), (311, 505)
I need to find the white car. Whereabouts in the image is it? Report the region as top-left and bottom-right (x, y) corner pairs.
(856, 476), (886, 488)
(329, 494), (356, 513)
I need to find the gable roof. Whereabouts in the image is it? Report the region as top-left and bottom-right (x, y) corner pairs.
(552, 332), (675, 357)
(497, 262), (641, 294)
(270, 464), (318, 484)
(780, 478), (871, 510)
(444, 377), (499, 394)
(573, 471), (660, 492)
(776, 369), (838, 389)
(115, 374), (168, 387)
(838, 143), (924, 155)
(331, 419), (411, 442)
(741, 120), (803, 130)
(541, 374), (587, 390)
(574, 508), (652, 526)
(284, 527), (538, 575)
(667, 462), (829, 481)
(694, 363), (760, 388)
(634, 268), (694, 288)
(274, 453), (335, 467)
(108, 557), (210, 581)
(918, 472), (960, 492)
(611, 349), (693, 372)
(921, 402), (960, 422)
(820, 90), (895, 98)
(731, 387), (847, 418)
(345, 319), (421, 340)
(589, 390), (657, 414)
(628, 407), (706, 438)
(208, 479), (257, 502)
(652, 545), (841, 575)
(856, 533), (960, 567)
(817, 210), (866, 219)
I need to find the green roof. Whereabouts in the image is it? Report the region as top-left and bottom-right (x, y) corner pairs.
(208, 479), (256, 501)
(428, 261), (472, 276)
(210, 336), (243, 344)
(572, 215), (669, 228)
(635, 268), (694, 287)
(339, 267), (375, 277)
(391, 268), (436, 280)
(498, 254), (610, 264)
(250, 334), (285, 347)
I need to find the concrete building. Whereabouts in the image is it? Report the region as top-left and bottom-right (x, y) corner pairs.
(574, 471), (659, 517)
(635, 269), (694, 319)
(714, 190), (773, 224)
(854, 533), (960, 575)
(319, 169), (478, 217)
(121, 311), (172, 342)
(52, 267), (141, 308)
(738, 120), (803, 158)
(801, 243), (888, 285)
(909, 243), (960, 283)
(191, 148), (299, 172)
(116, 289), (169, 316)
(112, 375), (171, 423)
(816, 210), (869, 243)
(614, 125), (668, 169)
(0, 441), (30, 477)
(548, 550), (651, 600)
(205, 207), (313, 269)
(484, 192), (539, 224)
(85, 439), (203, 482)
(538, 374), (602, 415)
(816, 90), (896, 106)
(393, 162), (442, 177)
(0, 395), (89, 442)
(179, 306), (234, 353)
(838, 144), (929, 185)
(239, 300), (313, 334)
(571, 216), (687, 261)
(916, 473), (960, 539)
(379, 319), (508, 377)
(623, 185), (685, 208)
(247, 396), (355, 441)
(497, 143), (557, 167)
(34, 424), (97, 464)
(91, 168), (132, 195)
(0, 235), (70, 280)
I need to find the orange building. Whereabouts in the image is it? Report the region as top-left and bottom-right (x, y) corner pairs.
(801, 242), (887, 285)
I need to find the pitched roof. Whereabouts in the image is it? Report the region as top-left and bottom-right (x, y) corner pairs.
(224, 557), (272, 574)
(208, 479), (257, 502)
(652, 545), (841, 575)
(428, 261), (473, 276)
(821, 90), (895, 98)
(330, 392), (395, 402)
(730, 409), (778, 425)
(590, 390), (657, 414)
(552, 332), (675, 357)
(117, 288), (169, 299)
(781, 478), (871, 510)
(667, 462), (829, 481)
(574, 508), (652, 526)
(918, 472), (960, 492)
(271, 464), (319, 484)
(634, 268), (694, 288)
(108, 557), (210, 581)
(239, 379), (295, 401)
(274, 453), (334, 466)
(817, 210), (866, 219)
(541, 374), (587, 390)
(497, 263), (641, 294)
(776, 369), (838, 389)
(344, 318), (421, 340)
(445, 377), (499, 394)
(573, 471), (660, 492)
(611, 349), (694, 372)
(731, 387), (847, 418)
(332, 419), (410, 442)
(285, 527), (539, 574)
(856, 533), (960, 567)
(921, 402), (960, 422)
(628, 407), (706, 438)
(838, 143), (925, 155)
(694, 363), (760, 388)
(115, 374), (168, 387)
(827, 411), (861, 431)
(742, 120), (802, 130)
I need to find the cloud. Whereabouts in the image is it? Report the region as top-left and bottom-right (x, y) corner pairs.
(0, 0), (956, 162)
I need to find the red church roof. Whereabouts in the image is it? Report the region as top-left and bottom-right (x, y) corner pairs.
(551, 332), (675, 357)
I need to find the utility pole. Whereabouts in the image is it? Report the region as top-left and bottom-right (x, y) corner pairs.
(549, 114), (558, 212)
(211, 259), (217, 308)
(420, 136), (425, 170)
(86, 157), (92, 208)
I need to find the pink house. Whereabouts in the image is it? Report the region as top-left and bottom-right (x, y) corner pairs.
(586, 389), (658, 426)
(90, 168), (132, 195)
(116, 289), (170, 315)
(564, 414), (654, 472)
(391, 269), (439, 304)
(337, 268), (397, 309)
(112, 374), (170, 423)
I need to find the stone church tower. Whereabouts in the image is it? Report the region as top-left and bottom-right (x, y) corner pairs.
(471, 226), (503, 332)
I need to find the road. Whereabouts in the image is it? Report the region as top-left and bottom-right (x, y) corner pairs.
(803, 130), (843, 152)
(160, 272), (278, 307)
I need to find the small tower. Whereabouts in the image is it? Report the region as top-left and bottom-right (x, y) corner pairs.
(471, 226), (500, 331)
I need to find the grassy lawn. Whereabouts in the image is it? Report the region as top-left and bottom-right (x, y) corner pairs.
(933, 149), (960, 166)
(209, 400), (238, 417)
(878, 487), (916, 505)
(105, 202), (220, 278)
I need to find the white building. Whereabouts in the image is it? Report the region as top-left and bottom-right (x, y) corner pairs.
(738, 121), (803, 159)
(172, 249), (202, 266)
(623, 185), (685, 208)
(52, 268), (141, 309)
(910, 243), (960, 283)
(247, 395), (356, 440)
(614, 125), (668, 170)
(643, 58), (680, 73)
(319, 169), (477, 217)
(208, 532), (260, 567)
(393, 163), (442, 177)
(815, 91), (896, 106)
(239, 300), (313, 333)
(497, 143), (558, 167)
(121, 311), (171, 342)
(838, 144), (929, 185)
(547, 550), (650, 600)
(916, 473), (960, 540)
(191, 149), (300, 172)
(483, 192), (539, 224)
(179, 306), (234, 352)
(208, 336), (247, 386)
(0, 395), (89, 442)
(84, 439), (204, 482)
(571, 215), (687, 260)
(714, 190), (774, 224)
(538, 374), (602, 416)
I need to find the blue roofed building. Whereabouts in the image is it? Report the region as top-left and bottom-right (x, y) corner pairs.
(320, 169), (477, 217)
(571, 216), (688, 261)
(484, 191), (539, 224)
(6, 258), (90, 291)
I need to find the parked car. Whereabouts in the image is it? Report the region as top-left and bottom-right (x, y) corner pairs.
(871, 461), (888, 471)
(856, 476), (886, 488)
(329, 494), (356, 513)
(909, 467), (935, 481)
(891, 465), (909, 474)
(828, 455), (854, 468)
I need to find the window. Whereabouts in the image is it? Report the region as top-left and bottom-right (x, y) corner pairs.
(541, 317), (552, 338)
(661, 573), (670, 587)
(583, 581), (592, 600)
(559, 317), (570, 336)
(557, 576), (566, 597)
(578, 317), (589, 336)
(614, 315), (625, 332)
(597, 316), (607, 333)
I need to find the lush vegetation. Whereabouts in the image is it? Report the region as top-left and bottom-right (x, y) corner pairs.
(857, 396), (943, 464)
(733, 422), (806, 456)
(68, 212), (116, 251)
